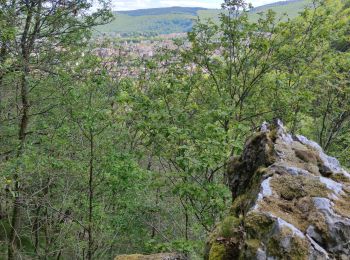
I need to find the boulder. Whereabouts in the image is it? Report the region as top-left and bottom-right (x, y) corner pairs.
(206, 120), (350, 260)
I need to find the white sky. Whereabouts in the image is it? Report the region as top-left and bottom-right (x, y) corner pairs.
(112, 0), (284, 11)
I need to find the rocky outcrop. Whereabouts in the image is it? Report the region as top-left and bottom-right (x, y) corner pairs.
(206, 120), (350, 260)
(115, 253), (187, 260)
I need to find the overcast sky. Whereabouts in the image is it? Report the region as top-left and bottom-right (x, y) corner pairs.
(112, 0), (283, 11)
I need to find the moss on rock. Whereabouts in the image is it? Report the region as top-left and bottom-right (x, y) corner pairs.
(115, 253), (187, 260)
(334, 195), (350, 218)
(295, 149), (318, 164)
(241, 239), (261, 259)
(244, 212), (274, 239)
(207, 121), (350, 259)
(289, 236), (309, 260)
(230, 193), (255, 217)
(267, 227), (309, 260)
(115, 255), (144, 260)
(259, 196), (329, 236)
(270, 175), (328, 200)
(208, 242), (226, 260)
(220, 216), (240, 238)
(330, 173), (350, 183)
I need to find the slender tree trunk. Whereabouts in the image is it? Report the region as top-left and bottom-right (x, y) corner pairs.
(185, 205), (189, 241)
(0, 44), (6, 109)
(87, 132), (94, 260)
(8, 3), (33, 257)
(8, 63), (30, 260)
(151, 187), (159, 238)
(33, 205), (41, 255)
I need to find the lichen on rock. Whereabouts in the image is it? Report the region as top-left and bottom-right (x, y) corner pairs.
(205, 120), (350, 260)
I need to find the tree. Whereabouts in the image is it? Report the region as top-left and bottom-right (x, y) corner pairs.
(0, 1), (111, 258)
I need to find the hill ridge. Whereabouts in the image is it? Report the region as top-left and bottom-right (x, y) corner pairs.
(97, 0), (310, 36)
(116, 6), (208, 16)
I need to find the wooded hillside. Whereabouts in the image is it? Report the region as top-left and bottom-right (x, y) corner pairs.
(0, 0), (349, 259)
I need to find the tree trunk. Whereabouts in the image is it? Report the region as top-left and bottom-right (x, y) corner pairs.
(87, 132), (94, 260)
(7, 2), (33, 257)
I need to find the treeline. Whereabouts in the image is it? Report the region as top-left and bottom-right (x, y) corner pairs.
(0, 0), (349, 259)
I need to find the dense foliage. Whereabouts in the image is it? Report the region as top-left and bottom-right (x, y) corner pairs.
(0, 0), (349, 259)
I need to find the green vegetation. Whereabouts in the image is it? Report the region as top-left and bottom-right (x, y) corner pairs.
(119, 7), (207, 16)
(249, 0), (312, 21)
(96, 13), (195, 36)
(1, 0), (350, 259)
(96, 1), (311, 36)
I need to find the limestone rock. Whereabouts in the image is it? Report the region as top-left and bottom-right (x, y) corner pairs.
(206, 120), (350, 260)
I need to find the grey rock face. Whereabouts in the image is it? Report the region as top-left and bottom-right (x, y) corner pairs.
(205, 121), (350, 260)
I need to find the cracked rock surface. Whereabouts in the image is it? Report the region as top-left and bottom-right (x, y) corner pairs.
(205, 120), (350, 260)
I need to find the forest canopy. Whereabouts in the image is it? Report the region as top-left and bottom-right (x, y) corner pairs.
(0, 0), (349, 259)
